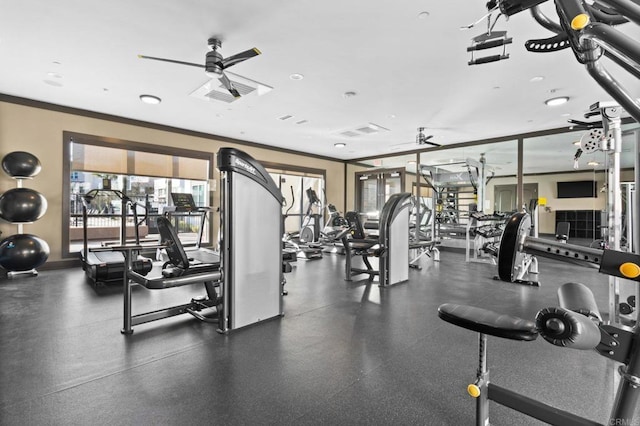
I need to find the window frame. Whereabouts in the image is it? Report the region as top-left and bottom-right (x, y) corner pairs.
(61, 131), (214, 259)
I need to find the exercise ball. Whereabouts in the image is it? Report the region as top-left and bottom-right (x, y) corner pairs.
(1, 151), (42, 178)
(0, 234), (50, 272)
(0, 188), (48, 223)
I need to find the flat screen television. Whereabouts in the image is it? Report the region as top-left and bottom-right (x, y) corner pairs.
(556, 180), (597, 198)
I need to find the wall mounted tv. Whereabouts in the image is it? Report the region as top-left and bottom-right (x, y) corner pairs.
(556, 180), (597, 198)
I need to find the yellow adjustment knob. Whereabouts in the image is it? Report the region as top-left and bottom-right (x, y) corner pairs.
(620, 262), (640, 279)
(467, 384), (481, 398)
(571, 13), (590, 30)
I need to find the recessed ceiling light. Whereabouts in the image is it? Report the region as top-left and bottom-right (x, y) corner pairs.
(43, 80), (63, 87)
(530, 76), (545, 82)
(139, 94), (161, 104)
(561, 113), (571, 117)
(388, 114), (396, 119)
(289, 73), (304, 80)
(407, 160), (417, 165)
(334, 143), (346, 149)
(587, 161), (599, 166)
(545, 96), (569, 106)
(573, 141), (581, 146)
(418, 11), (430, 19)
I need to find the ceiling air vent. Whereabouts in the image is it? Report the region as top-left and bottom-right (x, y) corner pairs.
(357, 126), (378, 134)
(336, 123), (390, 138)
(190, 71), (272, 103)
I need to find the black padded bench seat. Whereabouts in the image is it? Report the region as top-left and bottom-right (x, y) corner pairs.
(348, 240), (380, 250)
(438, 303), (539, 341)
(128, 269), (221, 290)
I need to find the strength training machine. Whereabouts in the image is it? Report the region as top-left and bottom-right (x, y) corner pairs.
(111, 147), (285, 334)
(438, 246), (640, 425)
(437, 0), (640, 422)
(340, 192), (412, 287)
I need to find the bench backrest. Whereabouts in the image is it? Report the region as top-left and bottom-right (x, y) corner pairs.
(157, 216), (190, 269)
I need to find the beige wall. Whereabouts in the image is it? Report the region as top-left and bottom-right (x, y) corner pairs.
(0, 101), (345, 264)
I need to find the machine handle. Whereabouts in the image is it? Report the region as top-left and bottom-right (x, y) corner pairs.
(558, 282), (602, 322)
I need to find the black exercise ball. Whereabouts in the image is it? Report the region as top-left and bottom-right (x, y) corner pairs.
(1, 151), (42, 178)
(0, 234), (50, 272)
(0, 188), (48, 223)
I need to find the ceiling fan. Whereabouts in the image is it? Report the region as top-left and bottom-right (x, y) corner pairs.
(388, 127), (442, 152)
(138, 37), (261, 98)
(416, 127), (441, 147)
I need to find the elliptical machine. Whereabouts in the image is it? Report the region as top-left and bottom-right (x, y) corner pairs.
(299, 188), (323, 244)
(282, 186), (323, 260)
(321, 203), (349, 255)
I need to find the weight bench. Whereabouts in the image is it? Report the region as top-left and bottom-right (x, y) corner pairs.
(118, 216), (222, 334)
(438, 280), (640, 425)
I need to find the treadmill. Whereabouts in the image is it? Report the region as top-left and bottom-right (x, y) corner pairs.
(81, 189), (153, 285)
(162, 192), (219, 265)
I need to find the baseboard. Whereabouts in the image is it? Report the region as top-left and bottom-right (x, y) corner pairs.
(40, 258), (82, 271)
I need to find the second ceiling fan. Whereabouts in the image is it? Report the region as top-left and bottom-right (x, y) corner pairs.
(139, 37), (261, 98)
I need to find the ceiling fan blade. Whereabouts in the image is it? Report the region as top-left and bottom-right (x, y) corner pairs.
(221, 48), (261, 69)
(218, 73), (241, 98)
(138, 54), (205, 69)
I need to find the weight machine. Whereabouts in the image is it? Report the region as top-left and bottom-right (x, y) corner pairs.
(439, 0), (640, 422)
(108, 148), (285, 334)
(497, 101), (638, 323)
(419, 156), (498, 261)
(341, 193), (412, 287)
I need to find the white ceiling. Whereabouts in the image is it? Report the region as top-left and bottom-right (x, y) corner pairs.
(0, 0), (638, 167)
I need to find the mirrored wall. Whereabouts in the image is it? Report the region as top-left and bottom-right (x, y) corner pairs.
(346, 122), (639, 245)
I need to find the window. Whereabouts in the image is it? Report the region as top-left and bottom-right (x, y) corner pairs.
(264, 164), (326, 236)
(62, 132), (214, 257)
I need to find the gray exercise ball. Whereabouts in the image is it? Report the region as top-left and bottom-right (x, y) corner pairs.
(1, 151), (42, 178)
(0, 188), (48, 223)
